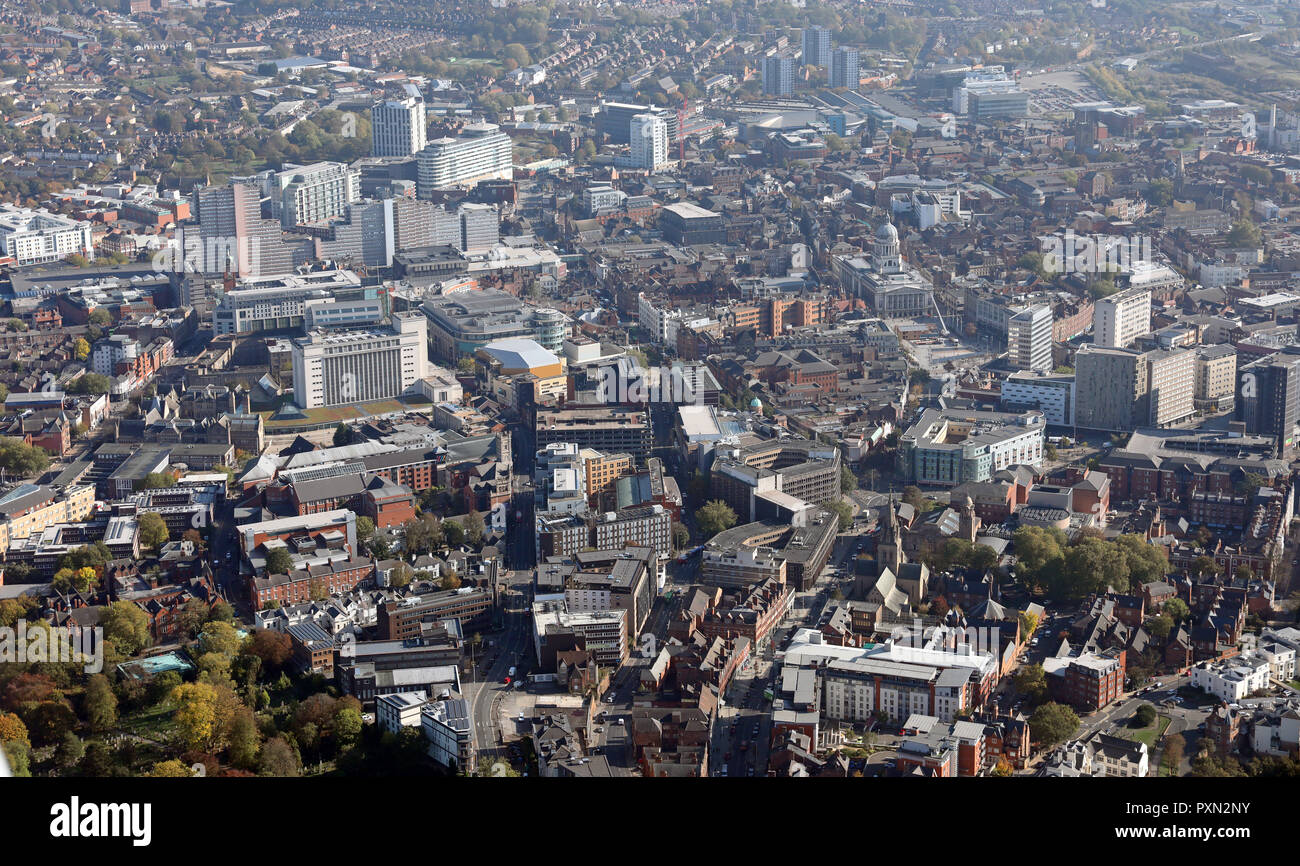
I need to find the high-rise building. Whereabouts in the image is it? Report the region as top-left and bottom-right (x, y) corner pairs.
(416, 123), (513, 197)
(291, 311), (429, 409)
(1092, 286), (1151, 348)
(829, 47), (860, 89)
(211, 269), (369, 336)
(596, 102), (678, 144)
(628, 112), (668, 170)
(762, 53), (795, 97)
(191, 181), (295, 276)
(802, 26), (831, 68)
(1007, 304), (1053, 372)
(1075, 345), (1194, 431)
(1237, 349), (1300, 448)
(371, 96), (428, 158)
(458, 202), (500, 252)
(262, 161), (361, 228)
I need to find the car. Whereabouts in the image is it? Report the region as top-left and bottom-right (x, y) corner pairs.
(605, 695), (615, 704)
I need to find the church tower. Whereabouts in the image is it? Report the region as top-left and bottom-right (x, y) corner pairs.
(878, 497), (904, 576)
(959, 493), (978, 544)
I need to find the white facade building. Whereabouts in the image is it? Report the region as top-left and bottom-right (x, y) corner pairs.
(265, 162), (361, 228)
(1189, 652), (1275, 702)
(1007, 304), (1053, 372)
(291, 312), (429, 409)
(1092, 286), (1151, 349)
(628, 113), (668, 171)
(0, 206), (93, 265)
(417, 123), (513, 196)
(372, 96), (428, 157)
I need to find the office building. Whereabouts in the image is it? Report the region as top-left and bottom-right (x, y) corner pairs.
(628, 113), (668, 171)
(763, 53), (795, 97)
(1236, 349), (1300, 447)
(1000, 371), (1075, 427)
(1075, 345), (1195, 431)
(596, 102), (678, 144)
(0, 206), (93, 266)
(1007, 304), (1053, 372)
(829, 47), (860, 89)
(263, 161), (361, 228)
(1193, 345), (1237, 414)
(421, 289), (569, 360)
(191, 181), (296, 276)
(1092, 286), (1151, 349)
(372, 96), (428, 157)
(897, 407), (1045, 486)
(417, 123), (513, 196)
(291, 312), (429, 409)
(459, 202), (499, 252)
(211, 269), (368, 335)
(802, 26), (831, 67)
(532, 598), (629, 668)
(659, 202), (725, 245)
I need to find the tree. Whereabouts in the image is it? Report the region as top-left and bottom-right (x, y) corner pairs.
(82, 674), (117, 732)
(1147, 613), (1174, 640)
(1132, 703), (1157, 728)
(334, 706), (362, 750)
(199, 621), (244, 659)
(1115, 534), (1169, 588)
(25, 701), (78, 746)
(171, 682), (219, 751)
(671, 522), (691, 551)
(840, 463), (858, 494)
(147, 759), (195, 777)
(1165, 597), (1190, 623)
(73, 338), (90, 361)
(101, 601), (151, 656)
(1227, 218), (1261, 248)
(901, 486), (932, 514)
(332, 423), (353, 447)
(247, 629), (292, 671)
(259, 736), (300, 776)
(178, 597), (211, 638)
(1191, 556), (1221, 579)
(823, 498), (853, 531)
(356, 516), (375, 544)
(390, 563), (414, 589)
(52, 566), (99, 595)
(87, 308), (112, 328)
(440, 569), (462, 591)
(137, 512), (169, 549)
(55, 731), (84, 770)
(1161, 733), (1185, 776)
(403, 518), (435, 555)
(695, 499), (737, 539)
(1029, 702), (1080, 748)
(969, 544), (998, 572)
(227, 708), (261, 770)
(1014, 663), (1048, 703)
(0, 711), (29, 748)
(0, 438), (52, 477)
(463, 510), (485, 547)
(265, 548), (293, 575)
(442, 521), (465, 548)
(65, 373), (112, 395)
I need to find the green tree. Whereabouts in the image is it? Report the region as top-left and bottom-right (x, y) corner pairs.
(227, 708), (261, 770)
(1191, 556), (1221, 579)
(334, 706), (362, 750)
(356, 516), (375, 544)
(171, 682), (219, 752)
(1014, 663), (1048, 703)
(332, 423), (353, 447)
(1029, 702), (1080, 748)
(823, 498), (853, 531)
(1147, 613), (1174, 640)
(55, 731), (84, 770)
(0, 438), (52, 477)
(1115, 534), (1169, 588)
(147, 759), (195, 777)
(82, 674), (118, 732)
(1227, 218), (1261, 247)
(695, 499), (738, 539)
(1132, 703), (1157, 728)
(101, 601), (151, 657)
(265, 547), (294, 575)
(1164, 597), (1190, 623)
(443, 521), (465, 548)
(671, 521), (691, 551)
(137, 512), (169, 549)
(840, 463), (858, 494)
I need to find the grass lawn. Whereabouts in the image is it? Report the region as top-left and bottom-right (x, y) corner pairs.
(118, 703), (178, 743)
(1122, 713), (1172, 749)
(1288, 680), (1300, 691)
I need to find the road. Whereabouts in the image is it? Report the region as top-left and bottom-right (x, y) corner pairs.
(465, 573), (533, 767)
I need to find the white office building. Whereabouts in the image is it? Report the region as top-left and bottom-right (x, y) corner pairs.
(1092, 286), (1151, 349)
(1007, 304), (1053, 372)
(0, 206), (93, 266)
(417, 123), (513, 196)
(212, 269), (364, 336)
(1189, 652), (1275, 703)
(263, 161), (361, 228)
(291, 311), (429, 409)
(628, 113), (668, 171)
(371, 96), (428, 158)
(1000, 371), (1075, 427)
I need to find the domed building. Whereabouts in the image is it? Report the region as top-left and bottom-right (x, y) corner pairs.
(831, 219), (936, 318)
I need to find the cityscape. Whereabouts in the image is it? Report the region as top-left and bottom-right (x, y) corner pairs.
(0, 0), (1299, 815)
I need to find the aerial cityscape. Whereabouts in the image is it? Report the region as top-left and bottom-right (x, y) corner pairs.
(1, 0), (1300, 808)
